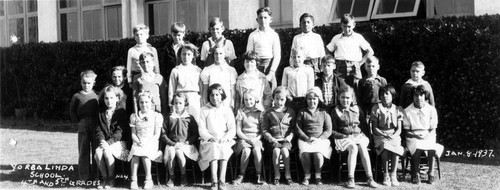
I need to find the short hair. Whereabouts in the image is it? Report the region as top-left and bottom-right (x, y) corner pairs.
(299, 13), (315, 24)
(338, 85), (356, 104)
(177, 43), (200, 64)
(306, 87), (324, 103)
(321, 55), (336, 66)
(111, 65), (127, 78)
(242, 51), (260, 62)
(133, 24), (150, 35)
(378, 85), (398, 100)
(139, 52), (155, 64)
(412, 85), (430, 99)
(81, 70), (97, 80)
(366, 56), (379, 66)
(207, 83), (227, 103)
(136, 91), (154, 106)
(171, 92), (189, 106)
(171, 22), (186, 34)
(291, 46), (305, 56)
(272, 86), (289, 99)
(257, 7), (272, 16)
(340, 14), (355, 24)
(209, 17), (225, 29)
(99, 85), (124, 107)
(411, 61), (425, 69)
(243, 89), (260, 104)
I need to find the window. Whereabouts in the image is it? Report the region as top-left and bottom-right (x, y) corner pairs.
(147, 1), (173, 36)
(266, 0), (292, 28)
(8, 18), (23, 43)
(207, 0), (228, 29)
(82, 10), (102, 40)
(434, 0), (474, 17)
(60, 0), (77, 9)
(330, 0), (375, 23)
(105, 5), (122, 39)
(146, 0), (204, 34)
(58, 0), (122, 41)
(60, 12), (79, 41)
(372, 0), (421, 19)
(0, 0), (37, 46)
(27, 16), (37, 42)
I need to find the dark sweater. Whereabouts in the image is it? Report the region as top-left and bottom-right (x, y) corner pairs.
(295, 108), (332, 141)
(70, 91), (99, 123)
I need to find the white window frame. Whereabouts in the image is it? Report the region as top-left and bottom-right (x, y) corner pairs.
(330, 0), (375, 23)
(371, 0), (421, 19)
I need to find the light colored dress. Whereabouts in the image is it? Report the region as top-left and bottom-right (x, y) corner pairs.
(296, 108), (333, 159)
(168, 64), (202, 118)
(234, 107), (264, 155)
(404, 103), (444, 157)
(128, 111), (163, 162)
(197, 103), (236, 171)
(370, 103), (405, 156)
(200, 63), (237, 107)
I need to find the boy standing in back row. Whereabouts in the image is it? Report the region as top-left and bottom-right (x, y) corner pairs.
(246, 7), (281, 90)
(326, 14), (374, 88)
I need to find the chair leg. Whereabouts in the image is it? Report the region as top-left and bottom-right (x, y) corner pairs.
(338, 152), (342, 183)
(294, 152), (300, 181)
(156, 162), (160, 185)
(436, 156), (441, 179)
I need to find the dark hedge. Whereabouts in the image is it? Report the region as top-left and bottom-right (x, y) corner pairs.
(1, 15), (499, 149)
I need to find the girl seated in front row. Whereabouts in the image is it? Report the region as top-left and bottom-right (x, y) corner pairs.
(198, 84), (236, 190)
(331, 85), (379, 189)
(95, 86), (130, 189)
(296, 87), (332, 185)
(128, 92), (163, 189)
(370, 85), (405, 186)
(404, 85), (443, 184)
(262, 86), (295, 185)
(161, 93), (199, 187)
(233, 89), (265, 185)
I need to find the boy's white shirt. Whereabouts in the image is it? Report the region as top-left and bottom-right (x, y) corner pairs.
(291, 32), (325, 59)
(326, 32), (371, 62)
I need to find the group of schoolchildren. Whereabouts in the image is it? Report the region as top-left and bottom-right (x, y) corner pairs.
(69, 6), (443, 190)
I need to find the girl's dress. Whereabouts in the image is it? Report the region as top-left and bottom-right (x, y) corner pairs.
(132, 73), (167, 114)
(262, 107), (295, 150)
(234, 107), (264, 155)
(127, 111), (163, 162)
(160, 111), (199, 161)
(370, 103), (405, 156)
(197, 103), (236, 171)
(95, 108), (129, 161)
(331, 105), (370, 151)
(296, 108), (333, 159)
(168, 64), (202, 118)
(404, 103), (444, 156)
(200, 63), (237, 107)
(235, 71), (272, 111)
